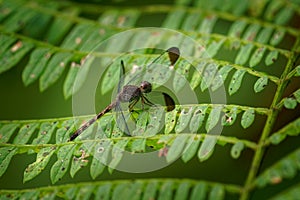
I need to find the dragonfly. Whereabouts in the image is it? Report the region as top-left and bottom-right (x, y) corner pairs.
(69, 47), (180, 141)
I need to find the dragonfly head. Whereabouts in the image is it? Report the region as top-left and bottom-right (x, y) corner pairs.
(140, 81), (152, 93)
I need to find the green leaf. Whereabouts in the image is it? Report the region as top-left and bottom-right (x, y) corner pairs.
(269, 118), (300, 145)
(264, 0), (283, 21)
(206, 39), (224, 57)
(175, 107), (194, 133)
(0, 40), (34, 74)
(173, 60), (190, 92)
(117, 9), (140, 27)
(190, 61), (206, 90)
(63, 62), (81, 99)
(189, 105), (208, 133)
(284, 97), (297, 109)
(61, 23), (94, 49)
(40, 52), (73, 92)
(112, 183), (129, 200)
(211, 65), (233, 91)
(235, 44), (254, 65)
(50, 144), (76, 184)
(94, 184), (112, 200)
(162, 10), (186, 29)
(142, 181), (158, 200)
(295, 66), (300, 77)
(0, 147), (17, 177)
(165, 106), (178, 134)
(265, 50), (279, 66)
(91, 140), (112, 179)
(230, 141), (245, 159)
(275, 7), (293, 25)
(174, 182), (190, 200)
(56, 119), (75, 143)
(31, 122), (57, 145)
(241, 109), (255, 129)
(19, 191), (39, 200)
(182, 135), (201, 163)
(222, 107), (238, 126)
(181, 12), (201, 31)
(143, 58), (174, 88)
(127, 181), (143, 200)
(108, 139), (129, 174)
(198, 15), (217, 34)
(249, 47), (266, 67)
(70, 144), (90, 178)
(201, 63), (218, 91)
(256, 148), (300, 188)
(144, 107), (164, 136)
(24, 146), (56, 182)
(132, 111), (149, 136)
(101, 55), (131, 95)
(256, 27), (273, 44)
(254, 76), (268, 93)
(190, 182), (207, 200)
(74, 185), (95, 200)
(228, 69), (246, 95)
(22, 48), (52, 86)
(228, 20), (247, 38)
(243, 23), (261, 41)
(270, 30), (285, 46)
(208, 185), (225, 200)
(166, 134), (189, 163)
(206, 106), (222, 132)
(0, 123), (19, 143)
(271, 183), (300, 200)
(0, 34), (17, 55)
(45, 8), (77, 45)
(22, 12), (52, 39)
(293, 89), (300, 103)
(3, 7), (36, 32)
(158, 181), (173, 200)
(198, 136), (216, 162)
(13, 123), (39, 144)
(0, 1), (22, 22)
(131, 138), (146, 153)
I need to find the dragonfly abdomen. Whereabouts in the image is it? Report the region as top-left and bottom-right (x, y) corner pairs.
(69, 101), (117, 141)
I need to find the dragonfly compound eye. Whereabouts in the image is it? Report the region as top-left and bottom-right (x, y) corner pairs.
(140, 81), (152, 93)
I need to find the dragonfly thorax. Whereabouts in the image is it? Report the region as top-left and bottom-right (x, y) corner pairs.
(118, 85), (142, 102)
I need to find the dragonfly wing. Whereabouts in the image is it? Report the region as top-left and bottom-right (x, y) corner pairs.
(162, 92), (175, 112)
(115, 101), (133, 136)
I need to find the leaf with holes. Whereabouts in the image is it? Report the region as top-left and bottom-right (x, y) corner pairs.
(228, 70), (246, 95)
(0, 147), (17, 177)
(175, 107), (194, 133)
(24, 146), (56, 182)
(189, 105), (208, 133)
(50, 144), (76, 184)
(254, 76), (268, 93)
(241, 109), (255, 129)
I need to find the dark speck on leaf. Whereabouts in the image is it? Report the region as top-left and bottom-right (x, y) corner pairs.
(42, 152), (49, 157)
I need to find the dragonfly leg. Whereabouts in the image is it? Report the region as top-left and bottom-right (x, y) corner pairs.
(128, 98), (139, 112)
(142, 96), (156, 107)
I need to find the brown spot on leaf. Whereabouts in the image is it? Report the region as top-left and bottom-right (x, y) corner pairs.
(11, 41), (22, 52)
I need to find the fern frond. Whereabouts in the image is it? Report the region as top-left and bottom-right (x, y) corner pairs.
(0, 178), (242, 199)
